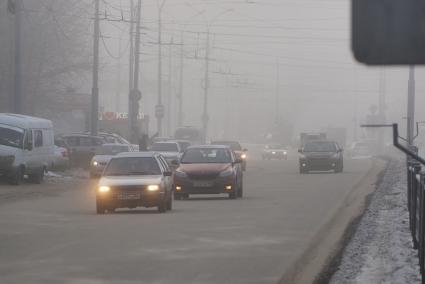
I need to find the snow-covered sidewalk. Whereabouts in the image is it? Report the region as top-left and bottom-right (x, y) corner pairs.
(330, 158), (421, 284)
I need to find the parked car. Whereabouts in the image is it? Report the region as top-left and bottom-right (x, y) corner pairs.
(211, 141), (247, 171)
(262, 144), (288, 160)
(299, 140), (343, 174)
(96, 152), (173, 214)
(350, 141), (371, 159)
(90, 143), (133, 178)
(0, 113), (55, 184)
(150, 141), (182, 166)
(52, 145), (70, 170)
(173, 145), (243, 199)
(59, 134), (105, 168)
(87, 131), (139, 151)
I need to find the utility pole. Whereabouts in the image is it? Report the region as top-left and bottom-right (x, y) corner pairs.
(407, 65), (415, 146)
(13, 0), (23, 114)
(378, 68), (386, 149)
(129, 0), (142, 143)
(128, 0), (134, 139)
(156, 0), (167, 136)
(275, 58), (280, 125)
(202, 30), (210, 143)
(177, 32), (184, 127)
(115, 36), (122, 112)
(167, 38), (173, 136)
(91, 0), (100, 136)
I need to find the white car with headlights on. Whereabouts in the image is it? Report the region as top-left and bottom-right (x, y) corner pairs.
(96, 152), (173, 214)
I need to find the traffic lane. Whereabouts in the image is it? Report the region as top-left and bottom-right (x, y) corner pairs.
(0, 158), (375, 284)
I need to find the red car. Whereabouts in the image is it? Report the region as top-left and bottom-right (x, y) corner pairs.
(173, 145), (243, 200)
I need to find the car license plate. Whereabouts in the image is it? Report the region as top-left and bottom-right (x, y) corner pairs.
(193, 181), (213, 188)
(117, 193), (141, 200)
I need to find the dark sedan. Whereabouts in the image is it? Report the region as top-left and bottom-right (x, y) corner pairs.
(299, 141), (343, 174)
(173, 145), (243, 199)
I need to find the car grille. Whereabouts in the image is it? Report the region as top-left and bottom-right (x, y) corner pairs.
(110, 185), (146, 199)
(187, 172), (219, 180)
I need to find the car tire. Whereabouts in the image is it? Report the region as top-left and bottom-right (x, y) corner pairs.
(29, 168), (44, 184)
(167, 194), (173, 210)
(237, 180), (243, 198)
(10, 167), (24, 185)
(158, 198), (167, 213)
(96, 199), (105, 214)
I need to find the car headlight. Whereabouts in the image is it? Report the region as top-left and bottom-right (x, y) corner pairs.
(148, 185), (159, 191)
(92, 161), (99, 166)
(98, 186), (110, 192)
(283, 151), (287, 155)
(241, 153), (247, 159)
(175, 170), (187, 178)
(272, 151), (276, 155)
(219, 170), (233, 177)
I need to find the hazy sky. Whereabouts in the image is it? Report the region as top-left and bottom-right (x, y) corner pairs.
(95, 0), (425, 142)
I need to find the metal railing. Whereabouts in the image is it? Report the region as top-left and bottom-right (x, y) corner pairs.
(362, 123), (425, 283)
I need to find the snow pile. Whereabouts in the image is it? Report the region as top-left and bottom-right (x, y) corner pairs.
(330, 159), (421, 284)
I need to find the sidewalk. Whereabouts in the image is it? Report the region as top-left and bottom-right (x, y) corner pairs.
(330, 158), (421, 284)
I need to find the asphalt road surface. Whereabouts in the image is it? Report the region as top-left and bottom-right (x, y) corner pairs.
(0, 157), (377, 284)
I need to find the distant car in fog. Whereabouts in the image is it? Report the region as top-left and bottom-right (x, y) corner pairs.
(90, 143), (134, 178)
(299, 141), (343, 174)
(262, 144), (288, 160)
(210, 141), (247, 171)
(174, 126), (205, 145)
(350, 141), (371, 159)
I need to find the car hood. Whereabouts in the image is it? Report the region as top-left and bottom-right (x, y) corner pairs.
(91, 155), (113, 163)
(159, 152), (180, 158)
(0, 145), (20, 157)
(178, 163), (231, 174)
(99, 175), (163, 186)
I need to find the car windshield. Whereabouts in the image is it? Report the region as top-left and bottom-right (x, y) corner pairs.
(211, 141), (242, 151)
(177, 141), (191, 151)
(181, 148), (232, 164)
(0, 125), (24, 149)
(96, 145), (128, 155)
(304, 142), (337, 152)
(103, 157), (161, 176)
(174, 128), (201, 141)
(151, 143), (178, 152)
(267, 144), (283, 149)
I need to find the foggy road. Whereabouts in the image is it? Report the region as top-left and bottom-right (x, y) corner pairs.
(0, 157), (380, 284)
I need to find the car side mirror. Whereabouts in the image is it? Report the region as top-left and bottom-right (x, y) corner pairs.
(164, 171), (172, 177)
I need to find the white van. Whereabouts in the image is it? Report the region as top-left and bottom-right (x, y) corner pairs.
(0, 114), (55, 185)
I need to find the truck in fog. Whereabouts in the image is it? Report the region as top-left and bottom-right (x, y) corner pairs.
(299, 132), (327, 148)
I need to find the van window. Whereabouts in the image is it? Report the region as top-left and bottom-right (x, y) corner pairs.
(34, 130), (43, 147)
(0, 125), (24, 149)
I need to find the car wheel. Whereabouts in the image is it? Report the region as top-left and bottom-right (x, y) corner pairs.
(96, 199), (105, 214)
(167, 194), (173, 210)
(29, 168), (44, 184)
(9, 167), (24, 185)
(238, 180), (243, 198)
(158, 198), (167, 213)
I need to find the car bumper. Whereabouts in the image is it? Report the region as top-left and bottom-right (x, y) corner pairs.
(96, 190), (165, 208)
(300, 159), (339, 170)
(174, 176), (236, 195)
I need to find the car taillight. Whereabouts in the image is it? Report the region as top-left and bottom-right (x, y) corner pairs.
(62, 150), (69, 157)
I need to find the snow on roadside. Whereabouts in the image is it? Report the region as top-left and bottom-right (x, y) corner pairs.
(330, 158), (421, 284)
